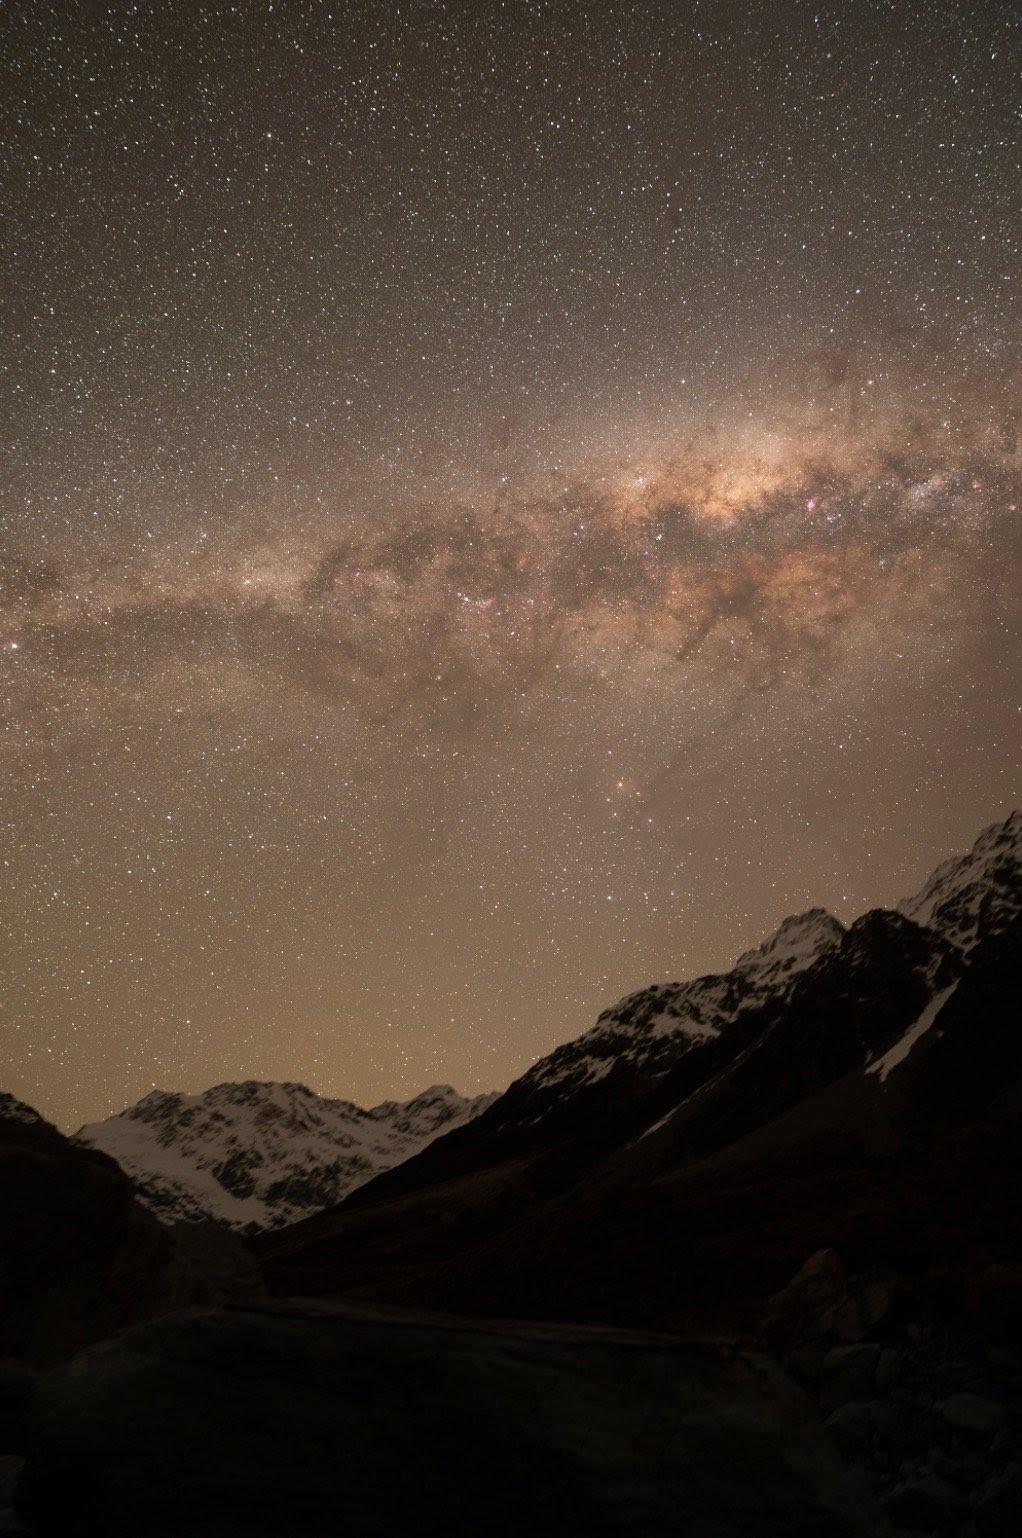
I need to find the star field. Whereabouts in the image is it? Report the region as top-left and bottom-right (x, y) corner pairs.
(1, 1), (1019, 1128)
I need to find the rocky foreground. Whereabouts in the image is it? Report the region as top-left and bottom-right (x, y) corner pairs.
(6, 1302), (887, 1538)
(763, 1247), (1022, 1536)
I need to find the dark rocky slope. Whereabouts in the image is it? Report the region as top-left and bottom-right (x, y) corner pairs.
(0, 1096), (263, 1371)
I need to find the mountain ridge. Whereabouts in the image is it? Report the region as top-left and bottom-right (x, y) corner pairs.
(257, 811), (1022, 1329)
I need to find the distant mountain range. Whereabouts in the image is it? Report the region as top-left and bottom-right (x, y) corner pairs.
(74, 1082), (497, 1233)
(72, 811), (1022, 1255)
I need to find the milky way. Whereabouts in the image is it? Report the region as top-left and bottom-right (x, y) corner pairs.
(3, 414), (1019, 744)
(1, 2), (1019, 1126)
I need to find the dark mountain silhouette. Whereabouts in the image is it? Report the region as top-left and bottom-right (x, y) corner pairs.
(256, 812), (1022, 1342)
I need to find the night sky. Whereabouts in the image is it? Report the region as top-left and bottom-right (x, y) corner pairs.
(2, 1), (1019, 1130)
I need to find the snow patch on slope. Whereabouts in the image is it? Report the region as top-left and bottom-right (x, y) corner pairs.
(867, 983), (959, 1083)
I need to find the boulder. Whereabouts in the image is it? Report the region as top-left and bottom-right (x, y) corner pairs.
(963, 1262), (1022, 1341)
(828, 1266), (898, 1344)
(882, 1473), (964, 1530)
(820, 1344), (882, 1410)
(764, 1251), (898, 1345)
(0, 1365), (36, 1454)
(18, 1303), (892, 1538)
(973, 1466), (1022, 1537)
(937, 1394), (1005, 1441)
(876, 1348), (907, 1393)
(0, 1457), (24, 1530)
(823, 1402), (876, 1454)
(764, 1248), (849, 1341)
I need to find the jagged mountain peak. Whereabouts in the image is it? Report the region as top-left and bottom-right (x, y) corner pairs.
(735, 907), (845, 973)
(843, 906), (944, 950)
(974, 807), (1022, 849)
(0, 1091), (52, 1129)
(403, 1082), (464, 1103)
(131, 1080), (319, 1116)
(372, 1083), (465, 1114)
(898, 810), (1021, 951)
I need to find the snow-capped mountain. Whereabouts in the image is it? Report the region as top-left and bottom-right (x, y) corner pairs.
(302, 811), (1020, 1223)
(508, 813), (1020, 1120)
(259, 812), (1022, 1323)
(75, 1080), (497, 1234)
(898, 807), (1022, 950)
(512, 908), (845, 1104)
(847, 810), (1022, 1089)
